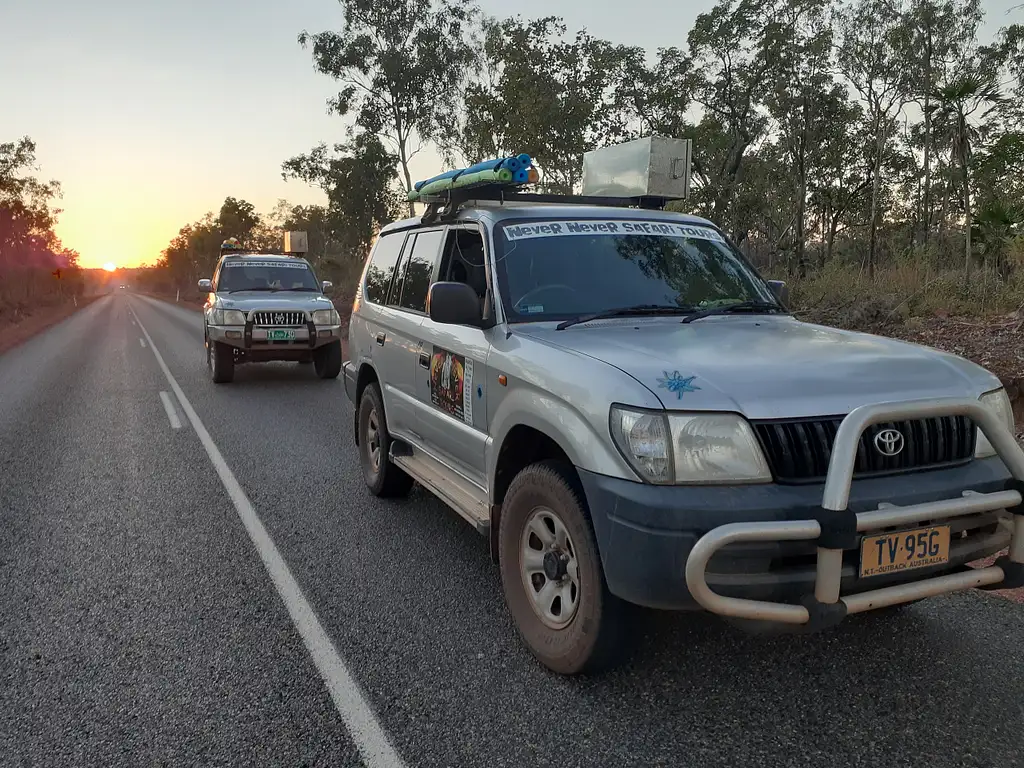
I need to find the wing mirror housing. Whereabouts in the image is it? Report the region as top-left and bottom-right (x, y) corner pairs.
(427, 282), (486, 327)
(197, 278), (213, 292)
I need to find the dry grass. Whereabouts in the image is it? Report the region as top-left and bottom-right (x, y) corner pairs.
(788, 263), (1024, 328)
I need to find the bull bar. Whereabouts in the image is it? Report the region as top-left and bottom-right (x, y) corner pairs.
(684, 398), (1024, 626)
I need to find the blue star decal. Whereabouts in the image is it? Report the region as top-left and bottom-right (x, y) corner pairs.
(656, 371), (701, 400)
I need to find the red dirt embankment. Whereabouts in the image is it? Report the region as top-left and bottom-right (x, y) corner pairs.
(0, 295), (102, 357)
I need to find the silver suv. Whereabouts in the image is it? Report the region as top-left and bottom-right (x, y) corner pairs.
(343, 190), (1024, 675)
(200, 253), (343, 383)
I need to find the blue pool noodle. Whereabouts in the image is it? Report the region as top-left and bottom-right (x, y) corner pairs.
(413, 154), (534, 191)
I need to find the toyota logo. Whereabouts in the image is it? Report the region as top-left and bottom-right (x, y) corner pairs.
(274, 313), (285, 324)
(874, 428), (905, 457)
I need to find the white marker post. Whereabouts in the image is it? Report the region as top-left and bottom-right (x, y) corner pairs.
(176, 289), (180, 303)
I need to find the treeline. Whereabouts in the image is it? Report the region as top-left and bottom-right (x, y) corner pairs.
(0, 137), (84, 318)
(153, 0), (1024, 317)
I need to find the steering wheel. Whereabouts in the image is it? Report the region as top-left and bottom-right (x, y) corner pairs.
(515, 284), (580, 308)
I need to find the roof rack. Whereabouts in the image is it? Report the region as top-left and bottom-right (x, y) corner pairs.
(418, 184), (670, 225)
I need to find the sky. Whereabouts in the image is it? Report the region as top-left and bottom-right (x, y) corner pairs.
(1, 0), (1019, 269)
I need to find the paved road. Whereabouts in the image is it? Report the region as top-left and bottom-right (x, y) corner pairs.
(2, 293), (1023, 767)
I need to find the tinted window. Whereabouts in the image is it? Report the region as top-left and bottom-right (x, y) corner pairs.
(398, 229), (444, 313)
(218, 259), (320, 292)
(494, 218), (775, 321)
(364, 232), (406, 304)
(388, 234), (415, 308)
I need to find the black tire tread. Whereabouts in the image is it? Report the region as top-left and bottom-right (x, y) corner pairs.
(357, 383), (413, 498)
(210, 340), (234, 384)
(498, 460), (629, 675)
(314, 340), (342, 379)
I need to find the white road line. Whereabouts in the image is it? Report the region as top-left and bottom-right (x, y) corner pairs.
(127, 302), (406, 768)
(139, 337), (146, 348)
(159, 391), (182, 429)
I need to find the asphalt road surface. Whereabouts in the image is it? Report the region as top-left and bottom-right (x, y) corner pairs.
(2, 293), (1023, 768)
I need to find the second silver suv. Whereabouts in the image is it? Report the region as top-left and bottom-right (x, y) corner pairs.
(200, 253), (343, 383)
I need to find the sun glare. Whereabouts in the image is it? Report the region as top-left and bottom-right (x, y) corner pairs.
(102, 262), (117, 272)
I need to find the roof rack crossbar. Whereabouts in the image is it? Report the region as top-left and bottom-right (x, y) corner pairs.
(418, 184), (671, 224)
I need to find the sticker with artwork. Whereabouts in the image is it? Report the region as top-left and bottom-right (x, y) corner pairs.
(430, 347), (474, 425)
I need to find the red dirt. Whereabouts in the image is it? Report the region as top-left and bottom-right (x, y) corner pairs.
(0, 295), (101, 357)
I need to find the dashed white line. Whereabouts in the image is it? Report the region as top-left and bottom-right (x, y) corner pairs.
(139, 337), (146, 348)
(128, 301), (406, 768)
(158, 391), (182, 429)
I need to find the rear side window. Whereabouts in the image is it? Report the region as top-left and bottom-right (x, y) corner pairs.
(363, 232), (406, 304)
(397, 229), (445, 313)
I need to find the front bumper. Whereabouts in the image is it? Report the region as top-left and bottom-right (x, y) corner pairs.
(208, 323), (342, 351)
(581, 398), (1024, 626)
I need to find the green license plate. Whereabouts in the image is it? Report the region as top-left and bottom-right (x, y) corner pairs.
(266, 329), (296, 341)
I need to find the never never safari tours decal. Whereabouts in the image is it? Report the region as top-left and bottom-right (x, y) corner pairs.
(502, 219), (726, 243)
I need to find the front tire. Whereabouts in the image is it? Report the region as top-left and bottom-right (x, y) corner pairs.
(209, 340), (234, 383)
(498, 461), (629, 675)
(314, 340), (342, 379)
(357, 383), (413, 497)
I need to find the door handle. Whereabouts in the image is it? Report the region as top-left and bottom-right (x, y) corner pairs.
(418, 352), (429, 369)
(375, 332), (386, 346)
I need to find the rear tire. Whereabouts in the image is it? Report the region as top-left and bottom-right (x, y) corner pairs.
(209, 340), (234, 384)
(357, 383), (413, 498)
(314, 340), (342, 379)
(498, 460), (629, 675)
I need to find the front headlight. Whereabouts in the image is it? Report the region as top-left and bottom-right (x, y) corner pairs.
(609, 406), (772, 485)
(209, 309), (246, 325)
(311, 309), (341, 326)
(975, 387), (1016, 458)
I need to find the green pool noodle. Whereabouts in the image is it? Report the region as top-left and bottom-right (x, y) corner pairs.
(407, 168), (520, 201)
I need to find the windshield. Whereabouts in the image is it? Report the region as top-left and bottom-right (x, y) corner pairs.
(217, 259), (320, 292)
(494, 217), (776, 322)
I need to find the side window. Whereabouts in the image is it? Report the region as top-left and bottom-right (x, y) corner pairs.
(363, 232), (406, 305)
(397, 228), (445, 313)
(388, 234), (416, 309)
(439, 227), (488, 300)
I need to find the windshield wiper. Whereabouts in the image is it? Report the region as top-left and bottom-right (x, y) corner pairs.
(555, 304), (697, 331)
(679, 300), (784, 324)
(226, 287), (275, 293)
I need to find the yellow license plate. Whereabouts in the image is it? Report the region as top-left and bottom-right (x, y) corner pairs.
(859, 525), (951, 578)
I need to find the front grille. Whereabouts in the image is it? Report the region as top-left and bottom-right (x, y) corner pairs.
(752, 415), (976, 484)
(250, 310), (305, 326)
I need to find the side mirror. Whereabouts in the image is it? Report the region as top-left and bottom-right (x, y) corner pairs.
(198, 278), (213, 292)
(322, 280), (333, 292)
(767, 279), (789, 306)
(427, 282), (482, 327)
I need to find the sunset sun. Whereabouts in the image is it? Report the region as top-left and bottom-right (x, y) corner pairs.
(102, 262), (117, 272)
